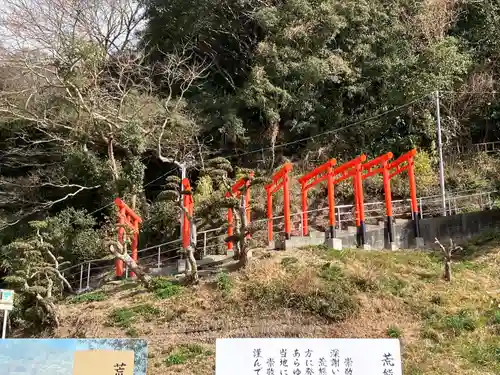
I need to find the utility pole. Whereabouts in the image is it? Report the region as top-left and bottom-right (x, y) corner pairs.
(435, 90), (447, 216)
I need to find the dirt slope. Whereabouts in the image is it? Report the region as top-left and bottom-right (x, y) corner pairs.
(56, 235), (499, 375)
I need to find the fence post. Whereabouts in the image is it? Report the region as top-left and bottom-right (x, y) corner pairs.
(79, 264), (83, 291)
(419, 198), (423, 219)
(125, 265), (129, 279)
(337, 208), (341, 230)
(157, 246), (161, 268)
(487, 192), (492, 209)
(203, 232), (207, 257)
(86, 263), (91, 289)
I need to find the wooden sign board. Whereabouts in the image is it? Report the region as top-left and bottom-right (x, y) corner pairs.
(0, 289), (14, 311)
(216, 338), (402, 375)
(73, 350), (135, 375)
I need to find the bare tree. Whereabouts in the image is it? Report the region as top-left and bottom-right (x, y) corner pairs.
(0, 0), (145, 56)
(435, 237), (462, 282)
(156, 46), (211, 171)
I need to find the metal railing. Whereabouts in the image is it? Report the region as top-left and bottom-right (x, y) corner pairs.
(445, 141), (500, 155)
(62, 189), (496, 292)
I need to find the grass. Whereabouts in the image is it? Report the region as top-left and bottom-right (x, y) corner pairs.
(461, 339), (500, 369)
(322, 243), (500, 374)
(56, 232), (500, 375)
(387, 325), (403, 338)
(150, 277), (183, 299)
(215, 271), (233, 296)
(68, 291), (107, 304)
(108, 303), (161, 328)
(245, 261), (358, 321)
(164, 344), (213, 367)
(442, 310), (478, 336)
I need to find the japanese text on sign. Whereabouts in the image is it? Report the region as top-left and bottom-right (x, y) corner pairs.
(216, 339), (402, 375)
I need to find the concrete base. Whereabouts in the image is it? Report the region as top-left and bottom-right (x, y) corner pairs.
(267, 241), (276, 250)
(284, 236), (324, 250)
(325, 238), (342, 251)
(415, 237), (425, 249)
(386, 242), (399, 251)
(226, 250), (234, 258)
(309, 230), (326, 239)
(177, 259), (186, 273)
(362, 244), (372, 251)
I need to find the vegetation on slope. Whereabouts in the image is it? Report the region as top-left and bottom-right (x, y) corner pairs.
(54, 234), (499, 375)
(2, 0), (500, 335)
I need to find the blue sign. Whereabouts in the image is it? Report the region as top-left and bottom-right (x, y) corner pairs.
(0, 339), (148, 375)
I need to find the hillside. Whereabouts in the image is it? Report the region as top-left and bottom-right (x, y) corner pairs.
(52, 235), (499, 375)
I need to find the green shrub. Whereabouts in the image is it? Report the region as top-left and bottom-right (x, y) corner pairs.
(150, 277), (183, 299)
(68, 291), (107, 304)
(215, 272), (233, 296)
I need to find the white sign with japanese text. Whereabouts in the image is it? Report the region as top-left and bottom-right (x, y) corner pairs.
(216, 338), (402, 375)
(0, 289), (14, 311)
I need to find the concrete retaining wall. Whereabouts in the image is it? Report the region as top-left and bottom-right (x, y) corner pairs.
(280, 208), (500, 251)
(355, 208), (500, 250)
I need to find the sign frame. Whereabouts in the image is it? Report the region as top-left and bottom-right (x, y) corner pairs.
(0, 289), (14, 339)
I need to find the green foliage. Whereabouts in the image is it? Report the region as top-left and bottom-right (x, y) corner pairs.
(0, 220), (75, 329)
(387, 326), (403, 338)
(39, 208), (106, 264)
(443, 310), (478, 336)
(164, 344), (212, 367)
(150, 277), (183, 299)
(460, 339), (500, 370)
(68, 291), (107, 304)
(215, 272), (233, 296)
(108, 304), (161, 328)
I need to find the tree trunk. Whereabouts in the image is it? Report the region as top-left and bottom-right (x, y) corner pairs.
(238, 195), (249, 267)
(186, 246), (199, 283)
(35, 293), (60, 328)
(131, 194), (137, 210)
(107, 241), (151, 288)
(444, 260), (452, 282)
(182, 215), (199, 284)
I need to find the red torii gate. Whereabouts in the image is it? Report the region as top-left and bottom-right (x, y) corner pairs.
(265, 163), (293, 242)
(114, 198), (142, 278)
(361, 152), (395, 243)
(331, 155), (367, 245)
(181, 178), (194, 250)
(297, 155), (367, 244)
(298, 159), (337, 238)
(226, 172), (254, 254)
(388, 149), (420, 237)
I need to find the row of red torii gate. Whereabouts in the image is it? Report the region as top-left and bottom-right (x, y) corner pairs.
(113, 149), (419, 277)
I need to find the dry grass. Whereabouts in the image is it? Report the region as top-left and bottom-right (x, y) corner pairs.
(55, 236), (500, 375)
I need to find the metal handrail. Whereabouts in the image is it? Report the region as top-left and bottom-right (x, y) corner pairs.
(62, 189), (496, 290)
